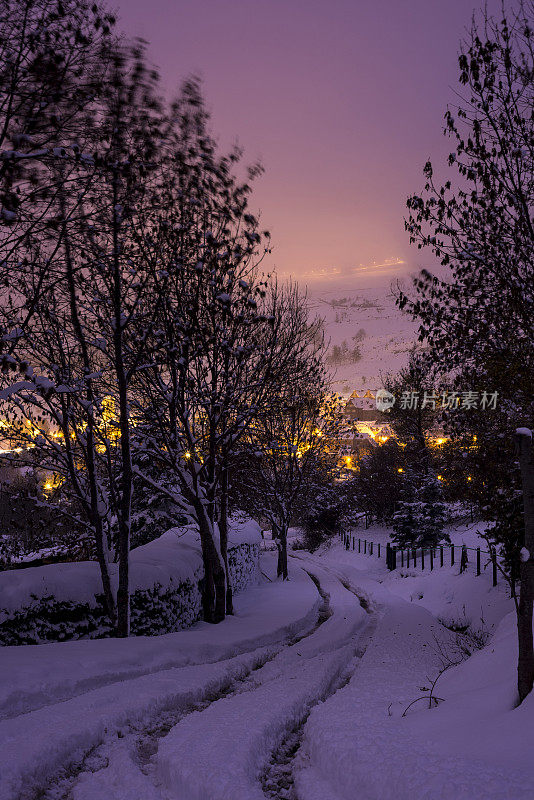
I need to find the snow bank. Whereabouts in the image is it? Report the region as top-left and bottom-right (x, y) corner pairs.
(0, 553), (319, 719)
(227, 514), (263, 546)
(0, 519), (262, 644)
(0, 528), (203, 612)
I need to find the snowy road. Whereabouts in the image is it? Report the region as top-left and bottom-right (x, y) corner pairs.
(5, 543), (525, 800)
(0, 554), (370, 800)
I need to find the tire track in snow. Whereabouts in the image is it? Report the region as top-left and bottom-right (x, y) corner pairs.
(34, 648), (276, 800)
(154, 559), (370, 800)
(32, 573), (332, 800)
(261, 557), (376, 800)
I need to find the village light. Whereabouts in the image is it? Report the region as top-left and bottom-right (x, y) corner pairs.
(437, 474), (444, 481)
(397, 467), (404, 473)
(184, 451), (191, 459)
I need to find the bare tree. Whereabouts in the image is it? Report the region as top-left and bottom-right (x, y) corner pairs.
(234, 298), (341, 579)
(0, 40), (169, 636)
(0, 0), (117, 364)
(130, 78), (275, 622)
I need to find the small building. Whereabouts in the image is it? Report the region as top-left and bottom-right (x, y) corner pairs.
(344, 389), (389, 424)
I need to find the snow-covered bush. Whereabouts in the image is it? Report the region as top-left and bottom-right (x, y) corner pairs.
(0, 466), (87, 567)
(0, 519), (261, 645)
(226, 514), (263, 593)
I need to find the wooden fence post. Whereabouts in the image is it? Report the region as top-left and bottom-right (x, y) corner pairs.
(413, 548), (417, 568)
(430, 548), (434, 571)
(421, 549), (425, 570)
(378, 542), (381, 558)
(440, 546), (444, 568)
(364, 539), (367, 554)
(358, 538), (361, 553)
(370, 541), (373, 556)
(476, 547), (481, 576)
(492, 549), (497, 587)
(451, 545), (455, 567)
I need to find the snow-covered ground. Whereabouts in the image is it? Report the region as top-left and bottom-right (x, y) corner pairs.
(1, 524), (532, 800)
(307, 276), (417, 395)
(339, 520), (513, 634)
(294, 538), (529, 800)
(0, 553), (320, 798)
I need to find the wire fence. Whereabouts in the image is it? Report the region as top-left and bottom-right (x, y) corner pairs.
(339, 531), (502, 589)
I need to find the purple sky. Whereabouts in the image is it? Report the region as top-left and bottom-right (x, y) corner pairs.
(117, 0), (501, 285)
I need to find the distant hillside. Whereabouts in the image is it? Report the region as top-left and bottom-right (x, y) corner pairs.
(307, 281), (418, 396)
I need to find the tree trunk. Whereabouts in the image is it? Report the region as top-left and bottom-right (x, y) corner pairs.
(277, 525), (288, 580)
(112, 175), (133, 639)
(60, 199), (119, 631)
(196, 501), (226, 623)
(93, 516), (116, 625)
(116, 518), (130, 637)
(515, 429), (534, 703)
(219, 467), (234, 614)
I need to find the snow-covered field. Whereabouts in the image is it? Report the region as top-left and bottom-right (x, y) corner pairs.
(1, 524), (532, 800)
(307, 275), (417, 395)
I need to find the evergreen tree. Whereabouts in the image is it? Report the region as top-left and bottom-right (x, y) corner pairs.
(392, 469), (448, 549)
